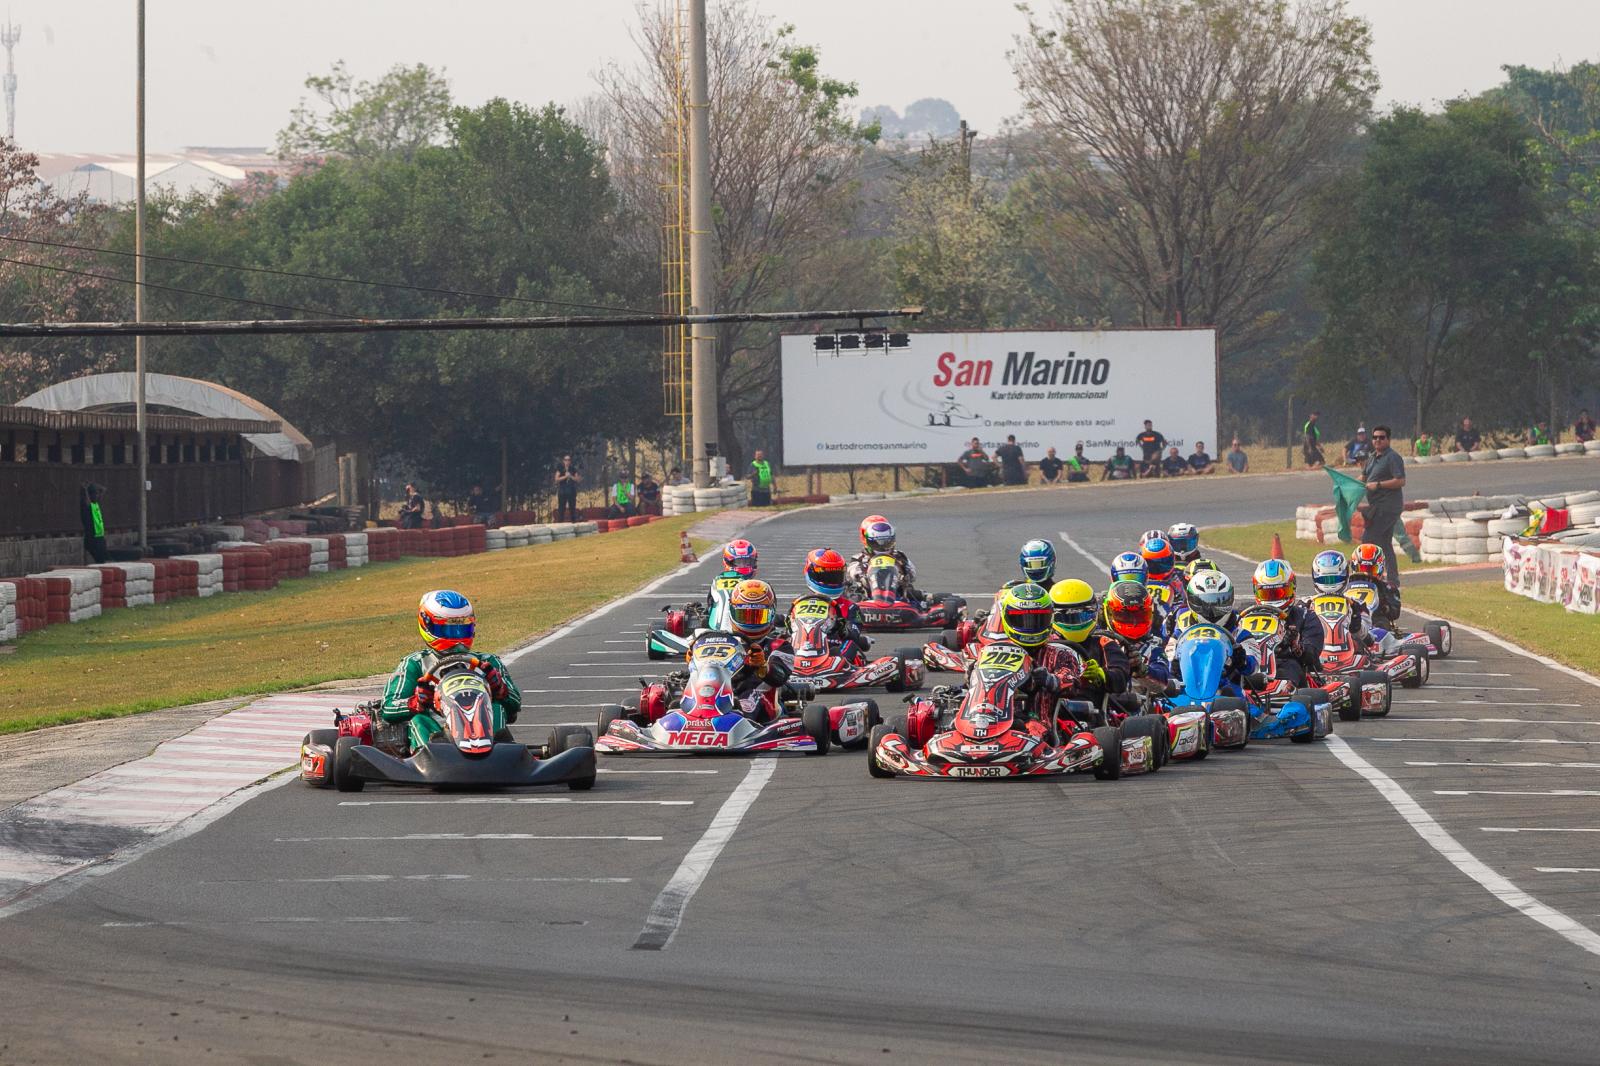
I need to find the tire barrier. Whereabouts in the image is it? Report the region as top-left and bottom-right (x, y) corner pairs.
(0, 579), (15, 643)
(1297, 488), (1600, 565)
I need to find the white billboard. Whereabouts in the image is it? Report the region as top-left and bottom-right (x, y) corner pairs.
(780, 329), (1218, 467)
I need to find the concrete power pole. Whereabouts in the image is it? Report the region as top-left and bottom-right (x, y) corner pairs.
(687, 0), (718, 488)
(1, 20), (19, 142)
(135, 0), (148, 551)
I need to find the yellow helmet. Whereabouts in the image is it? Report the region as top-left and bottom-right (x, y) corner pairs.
(998, 582), (1054, 648)
(1047, 578), (1098, 643)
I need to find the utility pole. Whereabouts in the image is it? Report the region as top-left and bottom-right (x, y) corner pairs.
(1, 20), (19, 143)
(135, 0), (148, 552)
(687, 0), (718, 488)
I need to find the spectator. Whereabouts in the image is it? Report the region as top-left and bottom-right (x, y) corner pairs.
(1575, 409), (1596, 443)
(1066, 442), (1091, 482)
(1102, 446), (1136, 481)
(749, 450), (775, 506)
(1413, 430), (1435, 457)
(1361, 425), (1407, 583)
(667, 466), (690, 486)
(80, 483), (109, 564)
(637, 471), (662, 514)
(1038, 446), (1064, 485)
(1345, 427), (1371, 466)
(1226, 438), (1249, 474)
(996, 434), (1027, 485)
(399, 483), (425, 530)
(1454, 417), (1481, 454)
(554, 454), (581, 523)
(1188, 441), (1216, 475)
(1527, 421), (1552, 446)
(1135, 420), (1166, 477)
(957, 437), (991, 488)
(1161, 446), (1188, 477)
(467, 483), (492, 526)
(610, 473), (637, 519)
(1302, 411), (1324, 468)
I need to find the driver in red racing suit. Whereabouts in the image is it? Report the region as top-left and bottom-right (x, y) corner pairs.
(790, 548), (867, 660)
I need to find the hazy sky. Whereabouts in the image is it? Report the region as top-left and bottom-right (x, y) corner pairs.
(9, 0), (1600, 153)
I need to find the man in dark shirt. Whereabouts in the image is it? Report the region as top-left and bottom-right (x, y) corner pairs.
(1345, 427), (1372, 465)
(1188, 441), (1215, 474)
(957, 438), (991, 487)
(1454, 418), (1481, 454)
(80, 483), (109, 563)
(467, 483), (491, 525)
(1302, 412), (1324, 468)
(1161, 446), (1188, 477)
(1135, 420), (1165, 477)
(1361, 425), (1406, 584)
(995, 435), (1027, 485)
(637, 471), (662, 514)
(1102, 446), (1136, 481)
(1038, 447), (1064, 485)
(554, 455), (581, 523)
(1576, 410), (1596, 444)
(399, 483), (425, 529)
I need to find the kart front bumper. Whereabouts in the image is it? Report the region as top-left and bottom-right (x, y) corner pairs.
(345, 742), (595, 788)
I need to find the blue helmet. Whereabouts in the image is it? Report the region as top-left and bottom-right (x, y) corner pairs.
(1110, 551), (1148, 585)
(1019, 539), (1056, 585)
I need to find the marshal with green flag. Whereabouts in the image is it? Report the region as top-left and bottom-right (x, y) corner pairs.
(1327, 467), (1367, 543)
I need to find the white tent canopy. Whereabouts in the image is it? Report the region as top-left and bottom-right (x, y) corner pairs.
(18, 372), (312, 462)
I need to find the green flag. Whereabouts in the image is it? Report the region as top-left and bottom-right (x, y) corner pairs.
(1327, 467), (1367, 544)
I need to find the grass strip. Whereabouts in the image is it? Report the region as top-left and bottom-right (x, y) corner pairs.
(1204, 520), (1441, 576)
(0, 516), (706, 734)
(1403, 583), (1600, 678)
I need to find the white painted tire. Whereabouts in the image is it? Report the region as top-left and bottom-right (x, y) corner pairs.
(1468, 449), (1500, 461)
(1486, 517), (1525, 536)
(1495, 447), (1526, 460)
(1526, 444), (1557, 458)
(1412, 455), (1438, 465)
(1564, 490), (1600, 506)
(1556, 442), (1585, 455)
(1586, 440), (1600, 455)
(1440, 452), (1470, 463)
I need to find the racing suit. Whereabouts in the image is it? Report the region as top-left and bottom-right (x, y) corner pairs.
(380, 649), (523, 751)
(793, 595), (867, 661)
(848, 548), (922, 602)
(728, 636), (792, 709)
(1055, 630), (1133, 704)
(1266, 602), (1326, 687)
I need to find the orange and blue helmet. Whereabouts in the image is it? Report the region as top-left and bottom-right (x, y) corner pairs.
(1141, 536), (1176, 580)
(804, 548), (847, 598)
(418, 589), (475, 653)
(722, 539), (758, 577)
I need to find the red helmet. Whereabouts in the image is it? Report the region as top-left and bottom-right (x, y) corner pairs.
(804, 548), (847, 598)
(722, 539), (758, 577)
(1350, 543), (1386, 580)
(1102, 580), (1154, 642)
(859, 514), (888, 547)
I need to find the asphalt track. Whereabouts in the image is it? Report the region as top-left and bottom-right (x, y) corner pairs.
(2, 461), (1598, 1064)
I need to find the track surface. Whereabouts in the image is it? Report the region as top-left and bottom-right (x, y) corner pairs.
(2, 463), (1598, 1064)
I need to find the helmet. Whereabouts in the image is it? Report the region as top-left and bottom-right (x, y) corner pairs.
(1167, 522), (1200, 562)
(1141, 536), (1175, 580)
(727, 579), (778, 639)
(1047, 578), (1099, 643)
(1186, 570), (1235, 623)
(863, 519), (896, 553)
(999, 582), (1054, 648)
(1102, 580), (1154, 641)
(418, 589), (475, 653)
(1253, 559), (1296, 607)
(1312, 550), (1349, 595)
(1351, 543), (1387, 581)
(1183, 558), (1219, 581)
(1019, 539), (1057, 585)
(859, 514), (888, 547)
(1109, 551), (1148, 585)
(803, 548), (847, 598)
(1139, 529), (1165, 548)
(722, 539), (758, 577)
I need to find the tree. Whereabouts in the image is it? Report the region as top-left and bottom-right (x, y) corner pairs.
(592, 2), (880, 463)
(277, 61), (453, 163)
(1310, 100), (1594, 433)
(1013, 0), (1375, 343)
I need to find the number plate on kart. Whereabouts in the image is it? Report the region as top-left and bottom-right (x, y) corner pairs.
(1312, 595), (1349, 618)
(714, 575), (742, 591)
(691, 636), (742, 665)
(869, 555), (899, 570)
(948, 764), (1009, 778)
(1183, 625), (1226, 642)
(1240, 613), (1281, 635)
(976, 646), (1026, 672)
(792, 599), (831, 621)
(1348, 585), (1377, 607)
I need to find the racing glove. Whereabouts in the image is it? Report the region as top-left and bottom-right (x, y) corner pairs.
(1081, 658), (1107, 688)
(1028, 667), (1060, 694)
(483, 666), (510, 701)
(406, 683), (436, 715)
(1128, 652), (1146, 678)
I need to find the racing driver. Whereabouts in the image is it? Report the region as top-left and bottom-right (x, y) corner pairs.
(380, 589), (523, 751)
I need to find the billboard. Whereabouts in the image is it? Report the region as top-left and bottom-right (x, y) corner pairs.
(780, 328), (1218, 467)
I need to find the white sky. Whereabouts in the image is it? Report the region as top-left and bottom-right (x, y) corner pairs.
(9, 0), (1600, 153)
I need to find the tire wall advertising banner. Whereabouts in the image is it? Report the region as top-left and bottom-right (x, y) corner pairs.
(780, 329), (1219, 466)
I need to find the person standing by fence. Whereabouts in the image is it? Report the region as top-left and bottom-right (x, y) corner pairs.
(1302, 412), (1325, 468)
(554, 455), (581, 523)
(80, 484), (109, 563)
(995, 435), (1027, 485)
(1361, 425), (1406, 583)
(749, 450), (774, 506)
(399, 483), (425, 530)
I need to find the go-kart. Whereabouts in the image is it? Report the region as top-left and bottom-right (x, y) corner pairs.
(1307, 594), (1407, 713)
(852, 554), (965, 631)
(1167, 621), (1332, 745)
(920, 591), (997, 672)
(300, 654), (596, 792)
(597, 633), (840, 754)
(867, 640), (1134, 780)
(1235, 606), (1357, 730)
(1346, 579), (1453, 659)
(773, 594), (926, 693)
(645, 572), (740, 660)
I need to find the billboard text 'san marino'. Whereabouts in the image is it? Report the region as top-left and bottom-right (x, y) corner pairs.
(780, 329), (1219, 466)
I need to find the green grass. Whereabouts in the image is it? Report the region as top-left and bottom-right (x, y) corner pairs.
(1204, 520), (1442, 575)
(0, 516), (707, 734)
(1405, 582), (1600, 678)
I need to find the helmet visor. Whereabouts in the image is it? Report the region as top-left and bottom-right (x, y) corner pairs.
(1168, 531), (1198, 555)
(1021, 559), (1053, 582)
(1106, 603), (1151, 640)
(1255, 584), (1295, 603)
(1052, 604), (1097, 632)
(806, 568), (845, 596)
(1004, 605), (1053, 644)
(423, 619), (475, 642)
(730, 604), (772, 630)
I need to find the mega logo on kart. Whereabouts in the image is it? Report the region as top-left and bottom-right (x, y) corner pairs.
(667, 730), (731, 747)
(780, 328), (1218, 466)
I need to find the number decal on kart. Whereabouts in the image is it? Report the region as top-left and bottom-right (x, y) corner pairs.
(1183, 625), (1226, 642)
(1312, 595), (1349, 618)
(1149, 583), (1172, 604)
(792, 599), (831, 620)
(1348, 585), (1377, 607)
(869, 555), (899, 570)
(1240, 614), (1281, 635)
(976, 646), (1026, 673)
(714, 575), (742, 591)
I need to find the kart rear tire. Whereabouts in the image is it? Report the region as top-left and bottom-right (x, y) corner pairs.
(1359, 669), (1393, 717)
(1191, 716), (1211, 760)
(941, 597), (967, 627)
(858, 698), (883, 730)
(1213, 697), (1251, 750)
(545, 724), (591, 758)
(1399, 653), (1427, 689)
(1289, 688), (1324, 743)
(802, 704), (831, 755)
(597, 704), (627, 740)
(304, 728), (338, 788)
(1119, 715), (1167, 771)
(867, 723), (897, 779)
(1091, 725), (1123, 780)
(1425, 621), (1451, 658)
(892, 647), (925, 692)
(333, 735), (365, 793)
(939, 628), (964, 651)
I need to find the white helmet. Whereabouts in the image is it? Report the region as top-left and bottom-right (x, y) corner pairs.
(1139, 529), (1164, 549)
(1311, 549), (1349, 595)
(1167, 522), (1200, 563)
(1186, 569), (1235, 623)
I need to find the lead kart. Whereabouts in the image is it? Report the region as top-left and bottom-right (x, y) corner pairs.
(774, 593), (926, 694)
(645, 572), (740, 660)
(597, 632), (843, 754)
(299, 654), (596, 792)
(867, 640), (1136, 780)
(853, 554), (965, 632)
(1346, 578), (1453, 659)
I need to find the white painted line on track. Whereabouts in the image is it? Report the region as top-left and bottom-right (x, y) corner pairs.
(1421, 685), (1541, 691)
(1324, 735), (1600, 959)
(633, 757), (776, 951)
(586, 650), (650, 655)
(1391, 701), (1582, 708)
(1385, 717), (1600, 725)
(599, 768), (718, 774)
(1537, 868), (1600, 873)
(1402, 604), (1600, 693)
(550, 674), (652, 679)
(1407, 761), (1600, 769)
(1369, 737), (1600, 745)
(1426, 671), (1512, 677)
(1481, 827), (1600, 834)
(1056, 531), (1109, 574)
(273, 834), (663, 842)
(337, 798), (693, 806)
(211, 875), (633, 884)
(1436, 790), (1600, 797)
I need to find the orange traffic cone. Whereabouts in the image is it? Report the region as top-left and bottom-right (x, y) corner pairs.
(680, 531), (697, 564)
(1269, 532), (1285, 560)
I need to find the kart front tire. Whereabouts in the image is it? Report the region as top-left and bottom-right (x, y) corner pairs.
(1359, 670), (1393, 717)
(867, 724), (896, 778)
(802, 704), (831, 755)
(1119, 715), (1167, 771)
(1425, 621), (1451, 658)
(545, 724), (591, 758)
(1091, 725), (1123, 780)
(645, 641), (667, 661)
(597, 704), (627, 740)
(303, 728), (338, 789)
(1289, 688), (1324, 744)
(333, 735), (365, 793)
(938, 628), (963, 651)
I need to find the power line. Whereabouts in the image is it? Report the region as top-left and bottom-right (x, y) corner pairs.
(0, 254), (358, 320)
(0, 233), (657, 316)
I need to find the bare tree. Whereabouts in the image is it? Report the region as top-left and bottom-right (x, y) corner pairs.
(592, 2), (877, 463)
(1014, 0), (1375, 343)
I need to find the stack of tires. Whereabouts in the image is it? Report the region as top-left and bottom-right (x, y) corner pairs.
(343, 532), (369, 568)
(30, 570), (100, 624)
(90, 564), (127, 609)
(0, 581), (17, 642)
(664, 484), (697, 516)
(174, 554), (225, 597)
(279, 537), (332, 573)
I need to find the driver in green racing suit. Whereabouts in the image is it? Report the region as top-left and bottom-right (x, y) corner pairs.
(380, 589), (522, 752)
